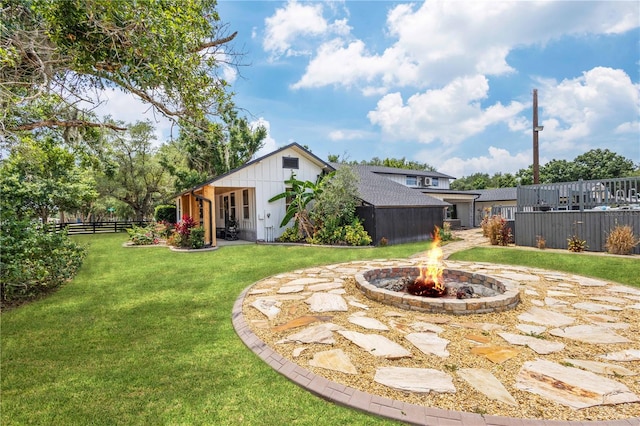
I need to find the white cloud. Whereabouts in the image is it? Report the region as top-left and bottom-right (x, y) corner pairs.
(293, 1), (638, 92)
(251, 118), (278, 159)
(434, 146), (532, 178)
(367, 75), (526, 144)
(328, 129), (367, 141)
(537, 67), (640, 155)
(263, 1), (328, 58)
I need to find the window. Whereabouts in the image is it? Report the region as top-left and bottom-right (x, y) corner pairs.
(242, 189), (250, 219)
(230, 192), (236, 220)
(406, 176), (417, 186)
(282, 157), (299, 169)
(219, 196), (224, 219)
(431, 177), (439, 187)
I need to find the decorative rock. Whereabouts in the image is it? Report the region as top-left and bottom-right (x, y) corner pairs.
(498, 332), (564, 355)
(600, 349), (640, 362)
(374, 367), (455, 393)
(406, 332), (450, 357)
(547, 290), (576, 297)
(563, 359), (636, 376)
(549, 325), (630, 344)
(572, 276), (608, 286)
(572, 302), (623, 312)
(338, 330), (412, 359)
(348, 315), (389, 331)
(250, 299), (281, 319)
(590, 296), (628, 304)
(277, 285), (305, 294)
(518, 307), (574, 327)
(471, 345), (520, 364)
(305, 293), (348, 312)
(272, 315), (333, 332)
(307, 282), (344, 292)
(309, 349), (358, 375)
(277, 323), (342, 345)
(292, 347), (307, 357)
(458, 368), (518, 406)
(348, 301), (369, 310)
(516, 359), (639, 409)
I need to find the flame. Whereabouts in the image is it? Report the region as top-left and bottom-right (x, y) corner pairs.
(418, 226), (445, 292)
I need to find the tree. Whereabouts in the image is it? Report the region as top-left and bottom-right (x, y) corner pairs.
(1, 0), (238, 138)
(361, 157), (437, 171)
(572, 149), (636, 180)
(450, 173), (490, 190)
(98, 121), (171, 221)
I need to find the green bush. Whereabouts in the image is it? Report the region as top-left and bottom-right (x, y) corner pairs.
(190, 226), (205, 249)
(1, 221), (85, 305)
(126, 224), (159, 245)
(276, 226), (304, 243)
(154, 205), (177, 224)
(343, 220), (372, 246)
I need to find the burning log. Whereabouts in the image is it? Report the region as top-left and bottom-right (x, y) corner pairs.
(408, 226), (447, 298)
(456, 285), (475, 299)
(407, 276), (447, 298)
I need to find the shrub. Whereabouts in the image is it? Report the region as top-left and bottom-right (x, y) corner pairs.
(483, 215), (512, 246)
(154, 205), (177, 224)
(190, 226), (205, 249)
(343, 220), (372, 246)
(379, 237), (389, 247)
(605, 225), (639, 255)
(168, 216), (201, 248)
(276, 226), (304, 243)
(1, 221), (85, 305)
(536, 235), (546, 249)
(567, 235), (587, 252)
(127, 224), (159, 245)
(439, 222), (453, 241)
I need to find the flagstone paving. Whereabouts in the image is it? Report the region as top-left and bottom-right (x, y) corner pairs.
(233, 229), (640, 424)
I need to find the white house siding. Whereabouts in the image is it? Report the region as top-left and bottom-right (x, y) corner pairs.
(211, 146), (326, 242)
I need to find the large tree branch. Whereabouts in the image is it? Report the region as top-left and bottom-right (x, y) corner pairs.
(196, 32), (237, 52)
(10, 120), (127, 132)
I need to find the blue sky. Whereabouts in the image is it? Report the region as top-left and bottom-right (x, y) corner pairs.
(99, 1), (640, 178)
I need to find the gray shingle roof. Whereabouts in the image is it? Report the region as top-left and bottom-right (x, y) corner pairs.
(346, 164), (455, 180)
(475, 188), (517, 202)
(334, 164), (450, 207)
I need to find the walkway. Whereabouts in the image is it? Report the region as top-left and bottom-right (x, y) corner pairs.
(232, 229), (640, 425)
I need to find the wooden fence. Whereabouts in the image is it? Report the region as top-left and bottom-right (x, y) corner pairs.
(514, 210), (640, 254)
(51, 221), (150, 235)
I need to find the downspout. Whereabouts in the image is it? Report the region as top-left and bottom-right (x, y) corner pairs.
(191, 191), (214, 246)
(472, 193), (481, 227)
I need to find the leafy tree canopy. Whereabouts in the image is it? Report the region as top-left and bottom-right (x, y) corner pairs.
(1, 0), (237, 138)
(329, 154), (436, 172)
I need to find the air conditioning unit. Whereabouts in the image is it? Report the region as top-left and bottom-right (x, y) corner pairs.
(420, 177), (432, 187)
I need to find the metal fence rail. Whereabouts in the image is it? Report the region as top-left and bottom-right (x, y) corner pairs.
(514, 210), (640, 254)
(52, 221), (150, 235)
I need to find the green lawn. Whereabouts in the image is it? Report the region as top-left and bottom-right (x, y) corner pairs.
(3, 236), (639, 425)
(449, 247), (640, 288)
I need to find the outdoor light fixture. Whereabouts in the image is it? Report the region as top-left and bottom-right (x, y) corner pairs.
(534, 126), (544, 132)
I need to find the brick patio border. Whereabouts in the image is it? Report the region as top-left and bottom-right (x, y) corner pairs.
(232, 285), (639, 426)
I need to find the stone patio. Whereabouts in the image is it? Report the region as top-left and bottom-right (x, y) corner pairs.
(232, 229), (640, 425)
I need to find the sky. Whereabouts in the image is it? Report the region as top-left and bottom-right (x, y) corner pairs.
(96, 0), (640, 179)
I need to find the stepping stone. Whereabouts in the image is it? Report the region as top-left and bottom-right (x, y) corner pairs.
(600, 349), (640, 362)
(305, 293), (348, 312)
(374, 367), (455, 393)
(589, 321), (630, 330)
(590, 296), (629, 304)
(387, 318), (412, 334)
(549, 325), (630, 344)
(410, 322), (444, 333)
(271, 315), (333, 332)
(307, 282), (343, 292)
(518, 307), (575, 327)
(337, 330), (412, 359)
(328, 289), (346, 295)
(530, 299), (544, 307)
(496, 272), (540, 282)
(383, 311), (406, 317)
(466, 334), (491, 344)
(406, 332), (450, 357)
(250, 319), (270, 329)
(498, 332), (564, 355)
(524, 289), (539, 296)
(414, 315), (451, 324)
(563, 359), (637, 376)
(572, 276), (608, 287)
(309, 349), (358, 375)
(251, 299), (281, 319)
(277, 285), (305, 294)
(582, 313), (619, 323)
(287, 277), (331, 286)
(626, 303), (640, 310)
(348, 301), (369, 310)
(572, 302), (623, 312)
(277, 323), (342, 345)
(544, 297), (569, 308)
(516, 324), (546, 335)
(547, 290), (576, 297)
(348, 315), (389, 331)
(248, 289), (272, 295)
(624, 295), (640, 301)
(516, 359), (639, 409)
(458, 368), (518, 406)
(608, 285), (640, 295)
(471, 345), (520, 364)
(451, 322), (505, 331)
(292, 347), (307, 357)
(259, 294), (306, 301)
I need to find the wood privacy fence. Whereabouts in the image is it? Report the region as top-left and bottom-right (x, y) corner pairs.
(514, 210), (640, 254)
(51, 221), (150, 235)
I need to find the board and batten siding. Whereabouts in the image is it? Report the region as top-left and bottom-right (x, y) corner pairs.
(210, 147), (327, 242)
(515, 210), (640, 254)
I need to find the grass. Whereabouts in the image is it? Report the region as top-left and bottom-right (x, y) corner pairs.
(449, 247), (640, 288)
(2, 234), (430, 426)
(4, 236), (639, 425)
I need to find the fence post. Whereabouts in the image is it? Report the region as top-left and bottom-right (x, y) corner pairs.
(578, 179), (584, 212)
(115, 222), (118, 233)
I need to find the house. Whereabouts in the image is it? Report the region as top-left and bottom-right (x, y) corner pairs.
(474, 187), (518, 226)
(176, 143), (453, 246)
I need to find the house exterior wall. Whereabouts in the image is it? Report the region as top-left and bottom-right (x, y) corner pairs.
(211, 146), (327, 242)
(375, 173), (451, 189)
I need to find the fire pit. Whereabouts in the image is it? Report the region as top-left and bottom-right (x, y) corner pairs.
(354, 228), (520, 314)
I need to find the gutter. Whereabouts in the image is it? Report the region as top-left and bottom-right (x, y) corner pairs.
(191, 191), (214, 246)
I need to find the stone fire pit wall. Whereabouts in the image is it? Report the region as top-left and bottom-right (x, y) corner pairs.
(355, 267), (520, 315)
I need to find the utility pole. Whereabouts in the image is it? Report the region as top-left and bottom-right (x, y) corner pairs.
(532, 89), (543, 184)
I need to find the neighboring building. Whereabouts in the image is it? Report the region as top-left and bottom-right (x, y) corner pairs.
(474, 188), (518, 226)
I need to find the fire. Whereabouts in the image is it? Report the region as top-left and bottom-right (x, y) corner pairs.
(407, 226), (446, 297)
